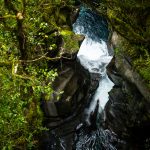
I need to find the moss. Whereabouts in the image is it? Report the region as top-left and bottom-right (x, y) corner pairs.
(114, 34), (150, 88)
(97, 1), (150, 85)
(104, 0), (150, 87)
(134, 59), (150, 88)
(61, 30), (83, 53)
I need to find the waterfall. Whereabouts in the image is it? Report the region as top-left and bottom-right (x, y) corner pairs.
(72, 8), (120, 150)
(73, 8), (114, 125)
(41, 7), (120, 150)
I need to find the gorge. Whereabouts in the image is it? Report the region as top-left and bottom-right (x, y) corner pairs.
(1, 1), (150, 149)
(41, 5), (150, 150)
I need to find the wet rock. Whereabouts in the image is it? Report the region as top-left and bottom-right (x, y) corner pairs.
(42, 101), (58, 117)
(107, 57), (123, 87)
(115, 55), (150, 101)
(42, 58), (90, 117)
(40, 55), (102, 149)
(106, 57), (150, 149)
(89, 73), (101, 92)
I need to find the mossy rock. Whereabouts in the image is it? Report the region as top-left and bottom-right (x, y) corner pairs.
(61, 29), (84, 54)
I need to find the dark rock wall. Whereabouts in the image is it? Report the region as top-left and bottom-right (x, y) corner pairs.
(40, 55), (101, 149)
(106, 57), (150, 149)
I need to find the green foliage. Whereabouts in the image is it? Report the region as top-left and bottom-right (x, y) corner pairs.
(25, 66), (58, 100)
(0, 64), (58, 149)
(0, 0), (76, 149)
(0, 67), (43, 149)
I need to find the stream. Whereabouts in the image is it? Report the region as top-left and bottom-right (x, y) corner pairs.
(41, 7), (125, 150)
(73, 7), (114, 126)
(72, 7), (118, 150)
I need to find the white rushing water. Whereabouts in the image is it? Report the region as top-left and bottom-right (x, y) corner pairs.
(73, 25), (114, 125)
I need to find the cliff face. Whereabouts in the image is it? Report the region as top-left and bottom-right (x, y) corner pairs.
(105, 31), (150, 149)
(110, 32), (150, 101)
(99, 2), (150, 148)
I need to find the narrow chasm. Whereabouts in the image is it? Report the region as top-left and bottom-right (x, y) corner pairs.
(40, 6), (150, 150)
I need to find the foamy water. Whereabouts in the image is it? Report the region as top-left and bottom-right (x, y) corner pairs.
(73, 21), (114, 125)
